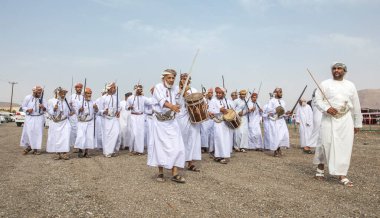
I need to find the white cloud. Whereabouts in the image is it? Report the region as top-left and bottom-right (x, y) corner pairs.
(237, 0), (372, 11)
(121, 19), (230, 52)
(307, 33), (371, 49)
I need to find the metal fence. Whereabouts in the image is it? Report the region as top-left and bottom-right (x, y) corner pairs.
(362, 112), (380, 132)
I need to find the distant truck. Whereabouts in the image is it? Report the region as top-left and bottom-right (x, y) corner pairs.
(15, 112), (25, 127)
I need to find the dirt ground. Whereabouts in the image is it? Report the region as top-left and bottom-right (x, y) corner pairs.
(0, 123), (379, 217)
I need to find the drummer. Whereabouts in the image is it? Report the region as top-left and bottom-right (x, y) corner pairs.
(176, 73), (202, 172)
(266, 87), (290, 157)
(208, 87), (234, 164)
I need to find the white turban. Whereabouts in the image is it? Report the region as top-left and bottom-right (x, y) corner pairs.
(106, 82), (116, 90)
(215, 86), (226, 93)
(32, 86), (43, 92)
(331, 62), (347, 72)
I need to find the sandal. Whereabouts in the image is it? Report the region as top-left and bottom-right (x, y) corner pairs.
(62, 153), (70, 160)
(23, 146), (32, 155)
(171, 175), (186, 183)
(303, 149), (314, 154)
(156, 174), (165, 182)
(187, 165), (200, 172)
(277, 149), (283, 156)
(32, 149), (41, 155)
(219, 159), (228, 164)
(273, 151), (279, 157)
(214, 157), (222, 162)
(240, 149), (246, 153)
(83, 153), (91, 158)
(315, 168), (325, 180)
(54, 153), (62, 160)
(339, 178), (354, 187)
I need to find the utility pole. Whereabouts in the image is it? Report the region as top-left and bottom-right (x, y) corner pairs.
(9, 81), (17, 112)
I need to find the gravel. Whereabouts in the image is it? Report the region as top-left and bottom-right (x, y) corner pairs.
(0, 123), (379, 217)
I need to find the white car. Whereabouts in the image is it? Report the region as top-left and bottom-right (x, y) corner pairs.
(0, 115), (5, 124)
(15, 112), (26, 127)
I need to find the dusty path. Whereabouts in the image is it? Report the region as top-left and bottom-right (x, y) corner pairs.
(0, 123), (379, 217)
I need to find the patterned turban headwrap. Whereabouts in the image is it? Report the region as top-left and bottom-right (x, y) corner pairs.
(106, 82), (116, 91)
(161, 69), (177, 79)
(331, 62), (347, 72)
(251, 92), (258, 97)
(215, 86), (226, 94)
(134, 84), (143, 90)
(55, 87), (67, 94)
(84, 87), (92, 93)
(180, 73), (191, 80)
(239, 90), (247, 95)
(274, 87), (282, 93)
(75, 83), (83, 88)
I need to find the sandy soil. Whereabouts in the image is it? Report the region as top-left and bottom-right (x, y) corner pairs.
(0, 123), (379, 217)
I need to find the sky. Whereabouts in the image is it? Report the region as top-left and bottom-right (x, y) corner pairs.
(1, 0), (379, 107)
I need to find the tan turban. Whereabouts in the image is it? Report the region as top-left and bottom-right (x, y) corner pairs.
(161, 69), (177, 79)
(239, 90), (247, 95)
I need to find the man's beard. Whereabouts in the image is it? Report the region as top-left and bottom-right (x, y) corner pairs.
(164, 81), (173, 88)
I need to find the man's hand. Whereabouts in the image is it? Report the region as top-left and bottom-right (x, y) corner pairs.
(54, 104), (58, 112)
(220, 107), (227, 114)
(116, 111), (120, 118)
(27, 109), (33, 114)
(103, 108), (109, 115)
(39, 104), (46, 111)
(79, 107), (84, 113)
(327, 107), (338, 116)
(69, 111), (75, 116)
(93, 104), (99, 113)
(171, 104), (180, 113)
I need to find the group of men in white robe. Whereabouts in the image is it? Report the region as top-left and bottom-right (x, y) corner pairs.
(19, 62), (362, 186)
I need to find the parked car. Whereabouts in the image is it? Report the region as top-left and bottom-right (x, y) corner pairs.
(15, 112), (26, 127)
(9, 114), (16, 122)
(0, 115), (5, 124)
(0, 112), (13, 123)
